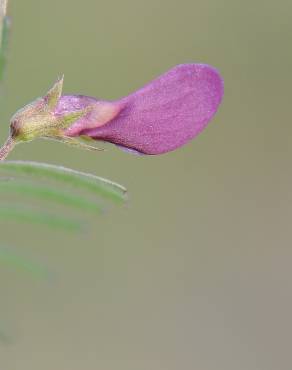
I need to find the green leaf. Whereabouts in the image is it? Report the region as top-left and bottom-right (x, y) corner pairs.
(0, 161), (127, 203)
(0, 180), (103, 214)
(0, 246), (50, 279)
(0, 205), (83, 232)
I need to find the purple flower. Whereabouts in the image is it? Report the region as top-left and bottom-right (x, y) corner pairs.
(0, 63), (223, 160)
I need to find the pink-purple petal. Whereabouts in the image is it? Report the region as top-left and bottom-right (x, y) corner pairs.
(62, 64), (224, 154)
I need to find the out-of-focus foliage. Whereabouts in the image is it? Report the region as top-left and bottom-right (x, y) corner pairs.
(0, 161), (127, 231)
(0, 246), (50, 279)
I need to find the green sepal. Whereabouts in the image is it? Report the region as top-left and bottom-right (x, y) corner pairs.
(46, 135), (104, 152)
(44, 75), (64, 110)
(58, 105), (95, 129)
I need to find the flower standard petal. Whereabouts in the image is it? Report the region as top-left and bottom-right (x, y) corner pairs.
(75, 64), (224, 154)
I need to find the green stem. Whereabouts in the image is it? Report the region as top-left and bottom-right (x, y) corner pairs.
(0, 136), (15, 160)
(0, 0), (7, 42)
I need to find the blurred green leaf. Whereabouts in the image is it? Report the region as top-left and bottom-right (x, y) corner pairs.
(0, 161), (126, 231)
(0, 246), (50, 279)
(0, 180), (103, 214)
(0, 205), (83, 232)
(0, 161), (127, 203)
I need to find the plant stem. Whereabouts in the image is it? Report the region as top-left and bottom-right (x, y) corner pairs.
(0, 136), (15, 160)
(0, 0), (7, 45)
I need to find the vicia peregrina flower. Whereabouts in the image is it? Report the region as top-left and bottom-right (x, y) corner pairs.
(0, 63), (224, 160)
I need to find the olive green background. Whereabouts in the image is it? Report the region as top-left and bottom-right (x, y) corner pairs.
(0, 0), (291, 369)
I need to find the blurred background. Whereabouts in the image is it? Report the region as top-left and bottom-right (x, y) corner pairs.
(0, 0), (291, 369)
